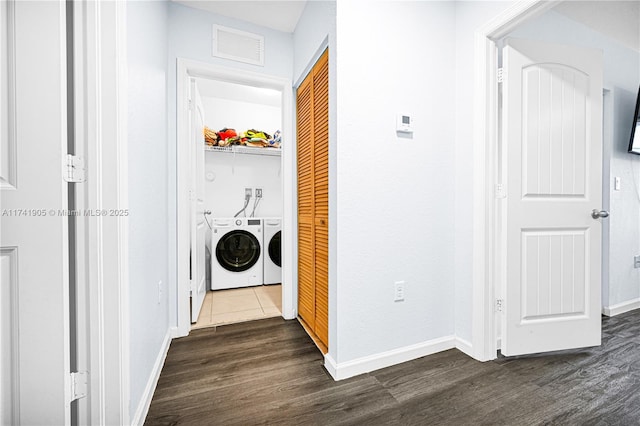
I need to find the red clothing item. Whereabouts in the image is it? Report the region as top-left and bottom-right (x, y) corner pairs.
(218, 128), (237, 140)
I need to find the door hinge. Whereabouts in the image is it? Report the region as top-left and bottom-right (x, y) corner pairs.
(495, 183), (506, 199)
(495, 298), (504, 313)
(70, 371), (88, 402)
(497, 67), (504, 83)
(64, 154), (86, 183)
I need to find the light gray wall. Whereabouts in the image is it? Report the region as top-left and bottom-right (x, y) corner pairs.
(508, 10), (640, 311)
(292, 0), (334, 84)
(334, 0), (456, 363)
(127, 0), (170, 418)
(166, 2), (294, 328)
(609, 87), (640, 307)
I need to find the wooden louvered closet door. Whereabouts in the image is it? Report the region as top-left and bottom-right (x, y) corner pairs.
(297, 49), (329, 352)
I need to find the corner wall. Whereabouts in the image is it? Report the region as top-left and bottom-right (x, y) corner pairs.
(292, 0), (334, 84)
(126, 0), (170, 419)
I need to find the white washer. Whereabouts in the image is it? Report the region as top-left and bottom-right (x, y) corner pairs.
(263, 218), (282, 285)
(211, 217), (263, 290)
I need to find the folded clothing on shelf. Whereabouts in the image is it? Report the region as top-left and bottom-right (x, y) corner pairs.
(204, 127), (282, 149)
(204, 126), (219, 146)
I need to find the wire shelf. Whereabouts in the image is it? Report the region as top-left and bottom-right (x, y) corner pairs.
(205, 145), (282, 157)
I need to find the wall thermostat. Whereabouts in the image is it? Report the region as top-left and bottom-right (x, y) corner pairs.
(396, 114), (413, 133)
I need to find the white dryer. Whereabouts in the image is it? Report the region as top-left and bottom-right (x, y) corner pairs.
(211, 217), (263, 290)
(263, 218), (282, 285)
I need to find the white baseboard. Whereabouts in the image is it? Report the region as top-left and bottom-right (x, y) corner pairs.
(323, 335), (456, 381)
(455, 337), (473, 358)
(131, 329), (172, 426)
(602, 298), (640, 317)
(282, 309), (297, 320)
(170, 326), (180, 339)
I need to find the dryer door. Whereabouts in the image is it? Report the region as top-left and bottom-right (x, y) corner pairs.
(268, 231), (282, 267)
(216, 230), (261, 272)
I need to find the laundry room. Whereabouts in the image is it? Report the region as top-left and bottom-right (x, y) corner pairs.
(194, 77), (284, 329)
(160, 0), (317, 336)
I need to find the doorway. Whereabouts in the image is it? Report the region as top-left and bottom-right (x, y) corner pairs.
(192, 78), (284, 328)
(471, 1), (610, 360)
(175, 59), (295, 337)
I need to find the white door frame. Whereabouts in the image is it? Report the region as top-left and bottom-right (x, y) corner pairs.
(74, 1), (130, 424)
(471, 0), (562, 362)
(175, 59), (295, 337)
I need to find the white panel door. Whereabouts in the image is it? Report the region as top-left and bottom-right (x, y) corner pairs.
(190, 79), (207, 323)
(502, 38), (603, 356)
(0, 1), (71, 424)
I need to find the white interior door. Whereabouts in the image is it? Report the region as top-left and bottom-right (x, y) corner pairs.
(190, 78), (207, 323)
(1, 0), (71, 423)
(501, 38), (603, 356)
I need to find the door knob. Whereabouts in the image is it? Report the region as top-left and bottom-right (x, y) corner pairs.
(591, 209), (609, 219)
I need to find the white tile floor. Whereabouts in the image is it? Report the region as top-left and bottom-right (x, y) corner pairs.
(192, 284), (282, 330)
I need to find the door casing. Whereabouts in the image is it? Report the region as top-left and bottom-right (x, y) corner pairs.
(471, 0), (564, 361)
(175, 59), (295, 337)
(74, 1), (130, 424)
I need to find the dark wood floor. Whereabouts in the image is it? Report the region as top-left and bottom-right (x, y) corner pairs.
(145, 310), (640, 425)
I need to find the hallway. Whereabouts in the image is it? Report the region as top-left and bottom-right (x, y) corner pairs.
(145, 310), (640, 425)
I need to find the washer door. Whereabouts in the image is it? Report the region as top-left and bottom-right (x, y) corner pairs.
(216, 230), (261, 272)
(268, 230), (281, 267)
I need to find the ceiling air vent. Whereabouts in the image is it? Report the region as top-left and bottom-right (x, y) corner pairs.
(212, 25), (264, 66)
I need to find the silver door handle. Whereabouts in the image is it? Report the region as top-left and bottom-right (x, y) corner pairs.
(591, 209), (609, 219)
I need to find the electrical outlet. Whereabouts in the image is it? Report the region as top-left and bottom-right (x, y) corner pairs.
(634, 255), (640, 269)
(394, 281), (405, 302)
(256, 188), (263, 198)
(245, 188), (252, 199)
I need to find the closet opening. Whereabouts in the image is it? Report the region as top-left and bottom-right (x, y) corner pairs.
(194, 79), (284, 329)
(175, 59), (295, 337)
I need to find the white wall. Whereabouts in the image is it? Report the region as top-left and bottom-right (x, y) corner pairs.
(609, 87), (640, 308)
(167, 3), (293, 328)
(127, 0), (170, 419)
(507, 10), (640, 311)
(293, 0), (334, 84)
(197, 78), (282, 133)
(200, 97), (281, 135)
(205, 153), (282, 218)
(334, 0), (456, 363)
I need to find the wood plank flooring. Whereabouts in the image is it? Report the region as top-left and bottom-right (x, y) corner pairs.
(145, 310), (640, 425)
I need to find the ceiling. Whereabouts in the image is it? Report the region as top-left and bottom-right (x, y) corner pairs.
(170, 1), (639, 51)
(554, 1), (640, 52)
(171, 0), (307, 33)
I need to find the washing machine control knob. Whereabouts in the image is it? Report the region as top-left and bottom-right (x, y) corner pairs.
(236, 219), (242, 226)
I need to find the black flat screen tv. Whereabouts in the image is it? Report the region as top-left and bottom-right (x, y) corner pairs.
(628, 86), (640, 155)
